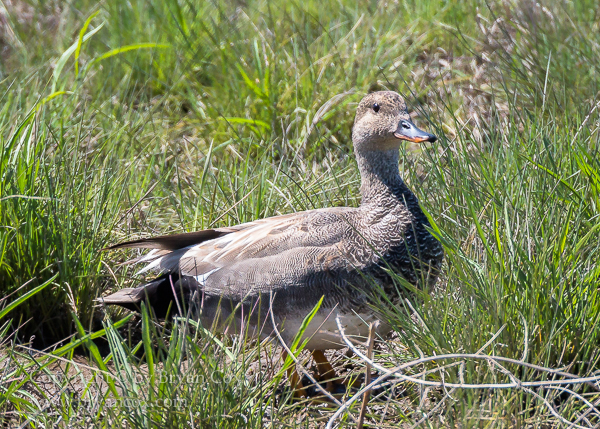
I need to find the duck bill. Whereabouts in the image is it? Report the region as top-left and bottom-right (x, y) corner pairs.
(394, 120), (437, 143)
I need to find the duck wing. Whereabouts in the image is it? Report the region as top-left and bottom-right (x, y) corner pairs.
(101, 207), (367, 315)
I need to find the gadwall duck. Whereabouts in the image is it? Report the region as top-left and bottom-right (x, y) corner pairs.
(102, 91), (443, 394)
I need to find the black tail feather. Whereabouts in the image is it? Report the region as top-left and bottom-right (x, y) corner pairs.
(102, 229), (233, 251)
(100, 273), (202, 319)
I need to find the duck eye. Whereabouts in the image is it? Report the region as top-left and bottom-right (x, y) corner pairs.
(372, 103), (380, 113)
(401, 121), (411, 130)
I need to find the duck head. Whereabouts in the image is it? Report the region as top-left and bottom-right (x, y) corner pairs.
(352, 91), (437, 152)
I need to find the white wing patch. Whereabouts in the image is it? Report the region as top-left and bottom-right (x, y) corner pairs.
(139, 249), (160, 262)
(135, 257), (165, 276)
(194, 268), (220, 285)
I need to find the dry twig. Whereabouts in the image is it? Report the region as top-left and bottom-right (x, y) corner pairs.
(357, 321), (377, 429)
(326, 316), (600, 429)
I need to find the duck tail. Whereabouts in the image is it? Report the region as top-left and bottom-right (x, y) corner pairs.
(98, 273), (201, 319)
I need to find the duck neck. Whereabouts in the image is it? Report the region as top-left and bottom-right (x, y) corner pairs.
(356, 149), (417, 208)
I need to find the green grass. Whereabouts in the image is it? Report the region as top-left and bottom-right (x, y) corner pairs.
(1, 0), (600, 427)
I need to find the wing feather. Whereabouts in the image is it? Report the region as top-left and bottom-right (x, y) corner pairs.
(103, 228), (238, 251)
(108, 207), (360, 303)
